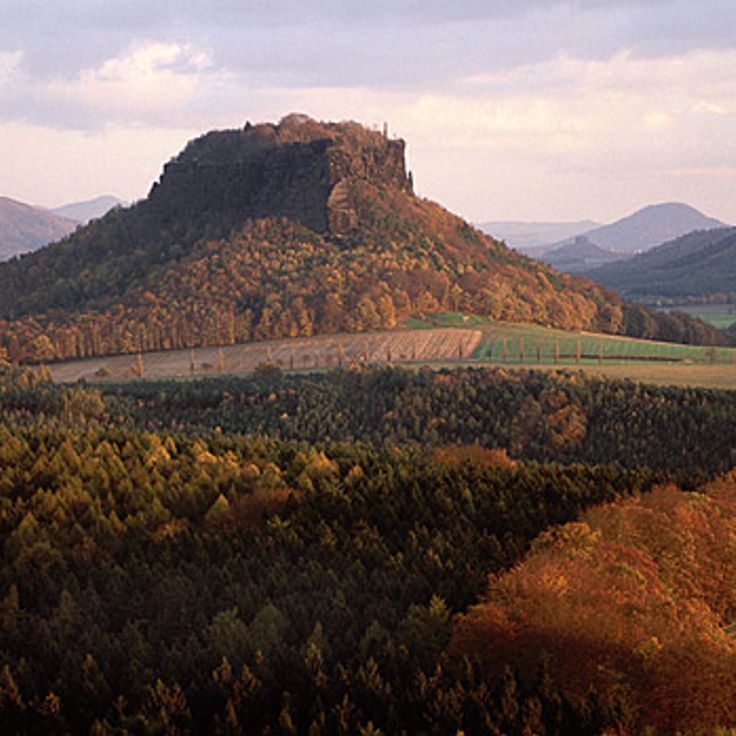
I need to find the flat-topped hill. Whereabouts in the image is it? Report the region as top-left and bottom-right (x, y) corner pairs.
(0, 115), (727, 364)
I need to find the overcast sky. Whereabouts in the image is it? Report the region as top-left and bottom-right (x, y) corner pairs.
(1, 0), (735, 223)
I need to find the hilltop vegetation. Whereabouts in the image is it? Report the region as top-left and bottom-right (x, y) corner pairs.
(0, 116), (726, 364)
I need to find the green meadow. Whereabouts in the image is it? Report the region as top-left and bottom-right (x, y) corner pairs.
(405, 313), (736, 371)
(659, 304), (736, 331)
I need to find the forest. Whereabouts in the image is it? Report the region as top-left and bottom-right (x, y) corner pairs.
(89, 366), (736, 477)
(2, 364), (736, 733)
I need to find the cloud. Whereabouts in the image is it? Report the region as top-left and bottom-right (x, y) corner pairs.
(0, 50), (22, 84)
(401, 48), (736, 157)
(2, 0), (735, 101)
(1, 1), (735, 222)
(44, 41), (224, 124)
(272, 47), (736, 220)
(2, 43), (736, 221)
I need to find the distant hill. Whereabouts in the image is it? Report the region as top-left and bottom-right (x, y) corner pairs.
(587, 227), (736, 301)
(551, 202), (727, 254)
(0, 196), (77, 261)
(541, 236), (625, 274)
(477, 220), (599, 250)
(0, 114), (727, 364)
(52, 195), (125, 224)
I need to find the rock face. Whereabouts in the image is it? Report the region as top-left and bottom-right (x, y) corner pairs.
(147, 113), (412, 234)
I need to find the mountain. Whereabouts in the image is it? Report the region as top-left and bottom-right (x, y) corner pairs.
(551, 202), (727, 254)
(0, 114), (727, 364)
(587, 227), (736, 301)
(541, 236), (625, 274)
(52, 195), (125, 224)
(477, 220), (599, 250)
(0, 194), (122, 263)
(0, 196), (77, 261)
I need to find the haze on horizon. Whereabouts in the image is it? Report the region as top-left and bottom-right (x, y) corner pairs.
(1, 0), (735, 225)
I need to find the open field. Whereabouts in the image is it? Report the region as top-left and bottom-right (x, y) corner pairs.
(657, 304), (736, 331)
(46, 315), (736, 390)
(407, 313), (736, 365)
(48, 328), (482, 383)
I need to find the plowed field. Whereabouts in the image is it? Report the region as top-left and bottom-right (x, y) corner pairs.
(48, 328), (483, 383)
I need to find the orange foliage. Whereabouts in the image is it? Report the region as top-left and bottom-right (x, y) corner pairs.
(453, 482), (736, 733)
(205, 486), (298, 531)
(432, 444), (516, 470)
(1, 182), (628, 364)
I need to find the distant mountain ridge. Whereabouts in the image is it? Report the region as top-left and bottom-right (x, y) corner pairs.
(505, 202), (730, 275)
(0, 194), (125, 262)
(0, 196), (77, 261)
(52, 195), (125, 224)
(551, 202), (726, 254)
(0, 114), (728, 364)
(541, 237), (625, 274)
(477, 220), (599, 249)
(587, 227), (736, 301)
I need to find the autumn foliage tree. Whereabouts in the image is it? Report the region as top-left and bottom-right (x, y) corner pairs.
(453, 483), (736, 733)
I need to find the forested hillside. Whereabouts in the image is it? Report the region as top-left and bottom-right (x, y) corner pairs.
(587, 226), (736, 301)
(0, 116), (726, 364)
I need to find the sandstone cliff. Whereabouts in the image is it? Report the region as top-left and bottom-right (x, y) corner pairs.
(147, 113), (412, 234)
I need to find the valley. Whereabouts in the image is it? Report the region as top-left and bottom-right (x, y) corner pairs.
(662, 303), (736, 331)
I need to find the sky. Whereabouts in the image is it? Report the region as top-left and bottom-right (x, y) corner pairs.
(1, 0), (735, 224)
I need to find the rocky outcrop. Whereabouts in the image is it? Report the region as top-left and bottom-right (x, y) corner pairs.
(326, 180), (358, 235)
(147, 114), (412, 235)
